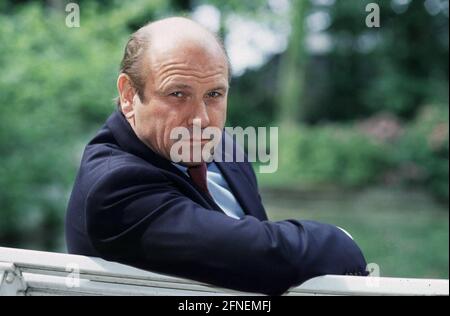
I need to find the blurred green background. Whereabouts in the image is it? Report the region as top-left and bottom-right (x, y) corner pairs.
(0, 0), (448, 279)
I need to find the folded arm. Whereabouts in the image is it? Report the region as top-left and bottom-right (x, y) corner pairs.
(86, 165), (367, 295)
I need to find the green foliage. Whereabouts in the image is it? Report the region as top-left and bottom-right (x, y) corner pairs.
(258, 124), (389, 188)
(227, 61), (278, 128)
(295, 126), (388, 186)
(394, 105), (449, 201)
(0, 1), (167, 249)
(275, 0), (449, 123)
(227, 1), (448, 126)
(258, 105), (449, 203)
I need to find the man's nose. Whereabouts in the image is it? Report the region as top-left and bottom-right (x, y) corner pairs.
(189, 100), (210, 128)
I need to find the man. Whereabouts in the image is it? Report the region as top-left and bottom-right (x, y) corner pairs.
(66, 17), (367, 295)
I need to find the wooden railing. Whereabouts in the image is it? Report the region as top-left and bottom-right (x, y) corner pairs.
(0, 247), (448, 296)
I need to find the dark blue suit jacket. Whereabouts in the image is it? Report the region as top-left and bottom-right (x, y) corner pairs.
(65, 110), (367, 295)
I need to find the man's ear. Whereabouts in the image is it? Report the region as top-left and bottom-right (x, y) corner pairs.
(117, 73), (136, 121)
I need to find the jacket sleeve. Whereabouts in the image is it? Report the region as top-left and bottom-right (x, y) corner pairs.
(85, 165), (368, 295)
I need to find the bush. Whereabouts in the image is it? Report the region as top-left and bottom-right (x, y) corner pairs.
(0, 1), (166, 250)
(394, 105), (449, 202)
(257, 106), (449, 203)
(257, 124), (390, 188)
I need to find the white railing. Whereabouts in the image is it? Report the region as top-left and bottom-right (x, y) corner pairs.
(0, 247), (448, 296)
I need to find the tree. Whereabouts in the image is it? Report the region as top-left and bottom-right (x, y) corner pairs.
(277, 0), (309, 125)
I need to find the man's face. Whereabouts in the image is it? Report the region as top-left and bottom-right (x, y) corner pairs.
(128, 40), (229, 166)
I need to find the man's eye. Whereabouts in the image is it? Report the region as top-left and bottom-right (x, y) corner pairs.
(170, 92), (184, 98)
(207, 91), (222, 98)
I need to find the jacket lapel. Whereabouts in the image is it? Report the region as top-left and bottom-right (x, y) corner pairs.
(106, 110), (267, 221)
(106, 111), (225, 213)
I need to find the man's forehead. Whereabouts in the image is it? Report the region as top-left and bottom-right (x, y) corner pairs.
(150, 45), (226, 69)
(152, 63), (229, 91)
(145, 37), (228, 81)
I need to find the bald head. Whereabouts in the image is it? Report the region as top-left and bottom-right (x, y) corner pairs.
(118, 17), (230, 105)
(143, 17), (225, 53)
